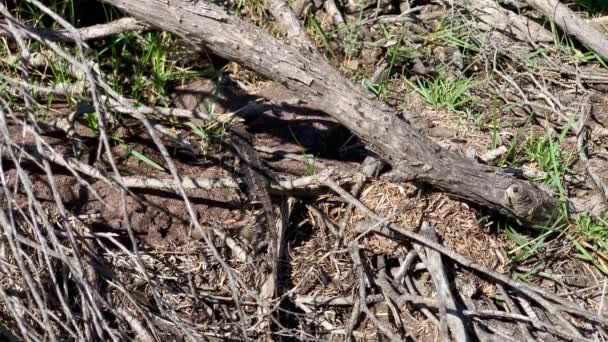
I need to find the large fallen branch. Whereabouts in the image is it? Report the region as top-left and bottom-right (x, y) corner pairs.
(101, 0), (558, 224)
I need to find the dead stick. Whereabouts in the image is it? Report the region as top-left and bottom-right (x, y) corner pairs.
(349, 245), (405, 342)
(354, 284), (587, 341)
(496, 285), (536, 342)
(0, 17), (150, 42)
(294, 294), (384, 306)
(414, 222), (468, 342)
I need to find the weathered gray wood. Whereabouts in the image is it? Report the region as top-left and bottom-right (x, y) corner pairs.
(0, 17), (149, 42)
(101, 0), (559, 224)
(414, 222), (468, 342)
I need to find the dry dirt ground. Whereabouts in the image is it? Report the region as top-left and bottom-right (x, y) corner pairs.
(2, 77), (602, 341)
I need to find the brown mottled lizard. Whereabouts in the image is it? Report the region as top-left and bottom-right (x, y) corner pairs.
(225, 125), (275, 254)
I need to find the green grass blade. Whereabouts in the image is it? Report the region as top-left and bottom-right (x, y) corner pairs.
(128, 147), (165, 172)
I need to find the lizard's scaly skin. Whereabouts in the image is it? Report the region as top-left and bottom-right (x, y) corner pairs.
(226, 126), (275, 254)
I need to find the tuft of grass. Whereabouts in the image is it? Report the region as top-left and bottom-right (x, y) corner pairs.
(570, 214), (608, 274)
(498, 117), (575, 199)
(305, 12), (335, 58)
(502, 220), (563, 263)
(404, 74), (475, 112)
(505, 213), (608, 277)
(506, 122), (576, 204)
(97, 31), (208, 105)
(427, 20), (481, 54)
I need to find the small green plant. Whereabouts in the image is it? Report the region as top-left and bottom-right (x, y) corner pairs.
(365, 79), (390, 99)
(288, 126), (317, 176)
(570, 214), (608, 274)
(205, 71), (230, 115)
(512, 263), (544, 282)
(303, 157), (316, 176)
(504, 225), (554, 262)
(490, 99), (501, 149)
(498, 111), (535, 167)
(136, 32), (201, 103)
(81, 112), (165, 172)
(112, 136), (166, 172)
(127, 146), (165, 172)
(84, 112), (100, 134)
(386, 44), (411, 64)
(523, 131), (574, 198)
(384, 28), (410, 73)
(500, 120), (575, 201)
(404, 75), (475, 112)
(575, 213), (608, 243)
(306, 12), (335, 58)
(460, 108), (487, 128)
(498, 117), (608, 275)
(185, 120), (226, 153)
(101, 2), (122, 22)
(498, 213), (570, 272)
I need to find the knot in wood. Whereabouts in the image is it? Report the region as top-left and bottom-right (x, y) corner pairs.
(505, 185), (531, 210)
(504, 183), (558, 225)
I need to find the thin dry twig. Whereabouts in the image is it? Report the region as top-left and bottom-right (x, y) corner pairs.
(349, 244), (405, 342)
(0, 17), (150, 42)
(496, 284), (537, 342)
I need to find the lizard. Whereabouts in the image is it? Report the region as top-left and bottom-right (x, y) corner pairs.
(225, 125), (286, 332)
(224, 125), (276, 256)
